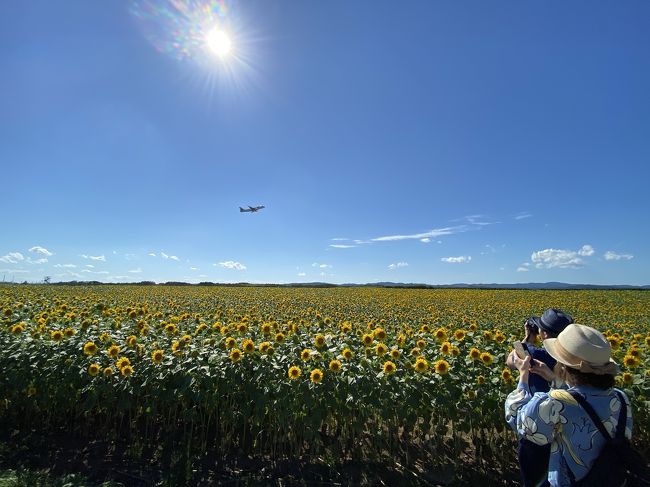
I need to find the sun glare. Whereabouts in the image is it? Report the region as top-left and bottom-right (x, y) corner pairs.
(206, 28), (232, 57)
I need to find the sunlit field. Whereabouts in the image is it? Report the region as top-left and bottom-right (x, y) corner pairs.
(1, 285), (649, 485)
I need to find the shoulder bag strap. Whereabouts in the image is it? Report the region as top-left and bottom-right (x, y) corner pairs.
(613, 390), (628, 439)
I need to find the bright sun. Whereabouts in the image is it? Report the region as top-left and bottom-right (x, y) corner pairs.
(206, 28), (231, 57)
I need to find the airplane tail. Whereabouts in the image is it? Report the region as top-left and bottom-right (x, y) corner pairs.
(239, 207), (246, 212)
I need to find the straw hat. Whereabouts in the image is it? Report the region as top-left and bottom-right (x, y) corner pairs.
(543, 324), (619, 375)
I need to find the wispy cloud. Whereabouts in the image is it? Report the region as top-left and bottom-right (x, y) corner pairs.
(331, 238), (348, 241)
(128, 268), (143, 273)
(312, 262), (332, 269)
(54, 264), (77, 268)
(530, 244), (594, 269)
(81, 269), (109, 275)
(160, 251), (180, 261)
(0, 268), (30, 274)
(517, 263), (530, 272)
(148, 253), (157, 257)
(441, 256), (472, 263)
(420, 238), (431, 243)
(81, 254), (106, 262)
(388, 262), (409, 269)
(217, 261), (247, 271)
(514, 213), (532, 220)
(330, 244), (357, 249)
(29, 246), (53, 256)
(0, 252), (24, 264)
(298, 272), (306, 277)
(27, 258), (48, 265)
(372, 226), (465, 242)
(604, 251), (634, 261)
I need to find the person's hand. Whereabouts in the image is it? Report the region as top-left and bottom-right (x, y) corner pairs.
(512, 353), (531, 373)
(523, 320), (538, 345)
(529, 359), (555, 382)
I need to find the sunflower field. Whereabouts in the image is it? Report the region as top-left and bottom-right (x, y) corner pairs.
(1, 285), (649, 484)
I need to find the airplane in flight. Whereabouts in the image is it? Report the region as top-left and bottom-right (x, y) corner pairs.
(239, 205), (265, 213)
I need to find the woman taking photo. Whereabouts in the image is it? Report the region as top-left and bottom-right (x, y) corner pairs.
(505, 323), (632, 486)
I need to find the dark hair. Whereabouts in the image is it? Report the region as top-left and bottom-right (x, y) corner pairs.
(562, 366), (616, 389)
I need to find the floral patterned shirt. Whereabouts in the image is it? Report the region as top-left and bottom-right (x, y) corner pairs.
(505, 379), (633, 487)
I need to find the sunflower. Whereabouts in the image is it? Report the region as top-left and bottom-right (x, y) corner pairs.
(314, 334), (326, 348)
(99, 332), (110, 342)
(340, 322), (352, 334)
(434, 359), (450, 375)
(116, 357), (131, 370)
(469, 347), (481, 360)
(434, 328), (447, 341)
(416, 338), (426, 349)
(259, 341), (271, 354)
(329, 359), (342, 373)
(64, 328), (75, 338)
(152, 349), (164, 364)
(261, 323), (272, 335)
(440, 341), (451, 355)
(420, 324), (430, 333)
(480, 352), (494, 365)
(374, 327), (386, 341)
(127, 335), (138, 347)
(342, 348), (353, 360)
(362, 334), (374, 347)
(301, 348), (312, 361)
(396, 334), (406, 346)
(88, 363), (101, 376)
(410, 347), (421, 357)
(483, 331), (494, 341)
(375, 343), (388, 357)
(623, 355), (639, 368)
(310, 369), (324, 383)
(383, 361), (397, 375)
(11, 323), (25, 334)
(494, 332), (506, 344)
(121, 365), (134, 377)
(27, 386), (37, 397)
(390, 348), (401, 359)
(242, 339), (255, 353)
(622, 372), (633, 384)
(180, 334), (192, 345)
(414, 358), (429, 373)
(165, 323), (177, 335)
(469, 323), (478, 332)
(237, 323), (248, 333)
(477, 375), (486, 385)
(467, 390), (477, 400)
(83, 341), (98, 356)
(454, 329), (466, 341)
(501, 368), (514, 382)
(108, 345), (121, 358)
(275, 332), (285, 343)
(628, 347), (641, 358)
(288, 365), (301, 380)
(230, 348), (242, 362)
(225, 337), (236, 349)
(50, 330), (64, 342)
(195, 323), (208, 334)
(451, 346), (460, 357)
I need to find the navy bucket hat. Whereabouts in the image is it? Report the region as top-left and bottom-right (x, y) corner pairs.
(530, 308), (573, 335)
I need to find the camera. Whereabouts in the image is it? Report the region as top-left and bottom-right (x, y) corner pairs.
(525, 318), (539, 334)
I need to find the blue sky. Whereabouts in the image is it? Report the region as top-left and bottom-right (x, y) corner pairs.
(1, 1), (648, 285)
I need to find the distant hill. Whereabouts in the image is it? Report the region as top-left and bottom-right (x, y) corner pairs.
(33, 280), (650, 290)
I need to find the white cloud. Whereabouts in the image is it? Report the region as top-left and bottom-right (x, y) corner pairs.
(0, 269), (30, 274)
(125, 253), (137, 260)
(420, 238), (431, 243)
(578, 245), (595, 257)
(298, 272), (306, 277)
(54, 264), (77, 268)
(604, 251), (634, 261)
(28, 258), (48, 265)
(331, 238), (348, 241)
(312, 263), (332, 268)
(441, 256), (472, 264)
(148, 253), (157, 257)
(160, 251), (169, 259)
(81, 254), (106, 262)
(217, 261), (247, 271)
(81, 269), (109, 275)
(515, 213), (532, 220)
(29, 246), (53, 256)
(85, 264), (94, 268)
(128, 268), (143, 273)
(169, 255), (179, 261)
(0, 252), (24, 264)
(160, 251), (179, 261)
(189, 267), (198, 271)
(330, 244), (357, 249)
(530, 247), (589, 269)
(372, 226), (464, 242)
(388, 262), (409, 269)
(517, 266), (530, 272)
(110, 276), (129, 280)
